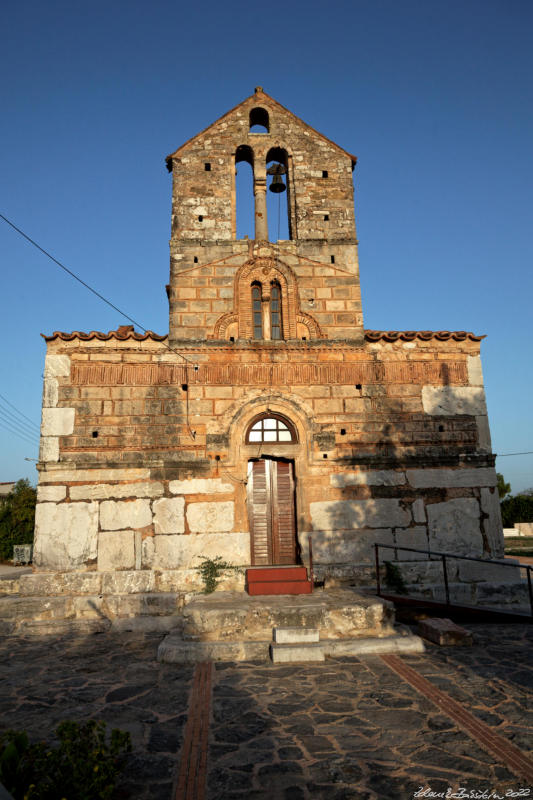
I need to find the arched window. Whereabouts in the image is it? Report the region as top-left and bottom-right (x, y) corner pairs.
(246, 414), (297, 443)
(235, 145), (254, 240)
(249, 107), (269, 133)
(252, 283), (263, 339)
(270, 282), (282, 340)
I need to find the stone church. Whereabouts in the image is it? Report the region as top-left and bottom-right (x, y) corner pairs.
(33, 88), (504, 592)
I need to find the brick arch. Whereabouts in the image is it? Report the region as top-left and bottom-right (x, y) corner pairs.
(296, 312), (324, 340)
(213, 312), (238, 340)
(236, 257), (298, 339)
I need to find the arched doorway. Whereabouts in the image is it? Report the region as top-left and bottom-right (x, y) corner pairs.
(245, 414), (298, 566)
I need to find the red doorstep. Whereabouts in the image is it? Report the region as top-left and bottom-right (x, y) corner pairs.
(245, 566), (312, 596)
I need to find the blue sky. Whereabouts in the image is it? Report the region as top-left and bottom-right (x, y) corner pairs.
(1, 0), (532, 493)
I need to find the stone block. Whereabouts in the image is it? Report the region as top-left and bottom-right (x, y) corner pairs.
(101, 569), (156, 594)
(153, 497), (185, 533)
(427, 498), (483, 556)
(41, 407), (75, 436)
(331, 470), (405, 488)
(311, 528), (393, 563)
(169, 478), (233, 495)
(100, 499), (152, 531)
(33, 502), (98, 569)
(44, 354), (70, 378)
(42, 378), (58, 408)
(480, 488), (505, 558)
(456, 559), (519, 584)
(394, 527), (429, 560)
(37, 485), (66, 502)
(422, 386), (487, 416)
(467, 355), (484, 386)
(70, 481), (164, 501)
(270, 643), (325, 662)
(98, 530), (135, 571)
(310, 499), (410, 530)
(39, 437), (59, 462)
(149, 531), (249, 570)
(406, 468), (497, 489)
(412, 498), (426, 523)
(40, 468), (151, 484)
(186, 501), (234, 533)
(273, 628), (319, 643)
(18, 571), (102, 596)
(418, 618), (473, 646)
(476, 415), (492, 452)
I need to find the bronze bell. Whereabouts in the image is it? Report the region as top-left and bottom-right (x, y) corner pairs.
(267, 163), (287, 193)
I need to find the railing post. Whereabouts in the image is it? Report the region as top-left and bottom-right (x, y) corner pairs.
(375, 544), (381, 597)
(308, 535), (314, 594)
(527, 567), (533, 619)
(442, 554), (450, 606)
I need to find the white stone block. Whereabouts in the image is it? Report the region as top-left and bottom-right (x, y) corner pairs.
(273, 628), (320, 643)
(427, 498), (483, 556)
(271, 643), (325, 663)
(98, 530), (135, 571)
(330, 470), (405, 488)
(41, 407), (75, 436)
(44, 354), (70, 378)
(422, 386), (487, 416)
(101, 570), (156, 594)
(394, 527), (429, 560)
(169, 478), (233, 495)
(39, 468), (151, 484)
(33, 501), (98, 569)
(70, 482), (164, 501)
(99, 499), (152, 531)
(150, 531), (249, 569)
(37, 485), (66, 502)
(311, 528), (393, 563)
(467, 355), (484, 387)
(476, 415), (492, 452)
(186, 501), (234, 533)
(39, 437), (59, 462)
(412, 498), (426, 523)
(406, 468), (497, 489)
(310, 500), (411, 530)
(42, 378), (58, 408)
(480, 488), (505, 558)
(153, 497), (185, 533)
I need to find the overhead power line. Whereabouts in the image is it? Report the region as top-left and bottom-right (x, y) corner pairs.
(0, 392), (40, 431)
(497, 451), (533, 457)
(0, 419), (39, 448)
(0, 408), (39, 440)
(0, 402), (40, 437)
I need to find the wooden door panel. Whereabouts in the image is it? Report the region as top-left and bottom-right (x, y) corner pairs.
(248, 459), (296, 566)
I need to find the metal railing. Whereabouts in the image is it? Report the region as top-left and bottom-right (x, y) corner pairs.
(374, 543), (533, 618)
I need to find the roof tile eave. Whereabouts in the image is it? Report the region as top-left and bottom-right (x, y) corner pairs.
(364, 330), (485, 342)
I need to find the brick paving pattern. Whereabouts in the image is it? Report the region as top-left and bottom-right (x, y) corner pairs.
(0, 624), (531, 799)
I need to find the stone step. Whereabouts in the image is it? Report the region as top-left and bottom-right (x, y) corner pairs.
(247, 580), (312, 596)
(273, 627), (320, 644)
(270, 642), (325, 663)
(246, 566), (308, 583)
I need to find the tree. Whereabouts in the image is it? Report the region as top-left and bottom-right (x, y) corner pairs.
(496, 472), (511, 499)
(0, 479), (37, 561)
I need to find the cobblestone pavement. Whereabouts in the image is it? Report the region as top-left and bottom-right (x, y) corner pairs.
(0, 624), (531, 800)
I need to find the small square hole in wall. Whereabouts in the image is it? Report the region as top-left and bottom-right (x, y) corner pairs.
(194, 256), (198, 263)
(355, 383), (362, 390)
(323, 453), (328, 459)
(229, 336), (235, 342)
(198, 215), (203, 222)
(204, 163), (211, 171)
(330, 255), (335, 264)
(340, 428), (346, 436)
(439, 425), (445, 432)
(322, 170), (328, 178)
(324, 214), (329, 221)
(92, 431), (98, 438)
(301, 336), (307, 341)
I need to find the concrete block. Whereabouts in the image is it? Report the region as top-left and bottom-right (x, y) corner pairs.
(406, 468), (497, 489)
(37, 485), (66, 502)
(422, 386), (487, 416)
(186, 500), (234, 533)
(270, 643), (325, 663)
(39, 437), (59, 462)
(97, 530), (135, 571)
(418, 618), (473, 646)
(33, 502), (98, 569)
(70, 481), (164, 501)
(41, 407), (75, 436)
(427, 498), (483, 556)
(153, 497), (185, 533)
(330, 470), (405, 488)
(273, 627), (319, 643)
(44, 354), (70, 378)
(100, 499), (152, 531)
(169, 478), (233, 494)
(310, 499), (411, 530)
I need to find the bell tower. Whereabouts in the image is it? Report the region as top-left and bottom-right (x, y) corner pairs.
(166, 87), (364, 345)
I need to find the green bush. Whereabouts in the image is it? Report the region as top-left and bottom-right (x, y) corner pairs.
(500, 494), (533, 528)
(0, 479), (36, 561)
(383, 561), (408, 594)
(0, 720), (131, 800)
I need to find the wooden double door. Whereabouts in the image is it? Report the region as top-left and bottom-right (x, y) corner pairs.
(247, 458), (297, 565)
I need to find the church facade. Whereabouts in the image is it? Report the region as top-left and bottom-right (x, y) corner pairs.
(33, 88), (504, 586)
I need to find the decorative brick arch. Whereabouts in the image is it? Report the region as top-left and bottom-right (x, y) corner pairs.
(213, 312), (238, 339)
(297, 312), (325, 340)
(236, 257), (298, 339)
